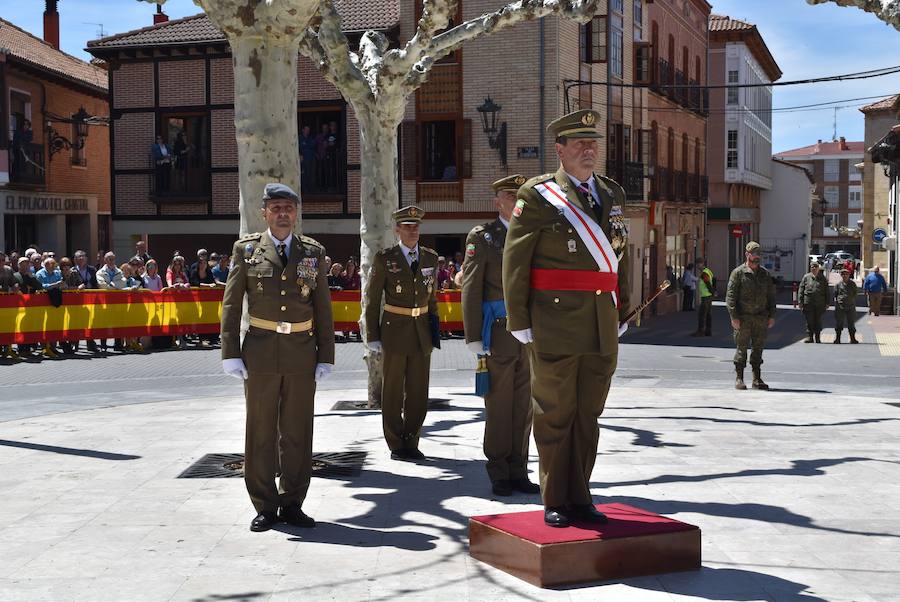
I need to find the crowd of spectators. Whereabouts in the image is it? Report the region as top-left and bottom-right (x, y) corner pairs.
(0, 241), (233, 360)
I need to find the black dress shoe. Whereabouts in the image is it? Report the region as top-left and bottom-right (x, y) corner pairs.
(405, 448), (426, 461)
(281, 504), (316, 528)
(250, 511), (279, 532)
(491, 480), (512, 496)
(544, 507), (570, 528)
(390, 449), (410, 461)
(510, 477), (541, 494)
(571, 504), (609, 524)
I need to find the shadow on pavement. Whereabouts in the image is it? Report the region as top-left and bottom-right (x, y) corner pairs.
(0, 438), (140, 460)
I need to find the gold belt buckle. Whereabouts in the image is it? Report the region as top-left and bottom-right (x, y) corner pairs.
(410, 307), (421, 317)
(275, 321), (291, 334)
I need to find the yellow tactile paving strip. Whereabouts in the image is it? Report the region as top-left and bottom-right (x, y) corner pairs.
(874, 332), (900, 356)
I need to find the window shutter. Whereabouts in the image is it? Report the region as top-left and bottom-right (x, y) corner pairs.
(401, 120), (419, 181)
(461, 119), (472, 179)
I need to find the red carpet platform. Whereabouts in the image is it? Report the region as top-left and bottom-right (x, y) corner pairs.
(469, 503), (701, 588)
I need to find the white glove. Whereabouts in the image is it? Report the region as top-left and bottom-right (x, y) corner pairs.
(467, 341), (490, 356)
(368, 341), (382, 352)
(314, 363), (334, 383)
(618, 323), (629, 338)
(511, 328), (534, 345)
(222, 358), (248, 380)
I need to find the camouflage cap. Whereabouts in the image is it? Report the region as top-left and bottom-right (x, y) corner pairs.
(393, 205), (425, 224)
(547, 109), (604, 140)
(745, 241), (761, 254)
(491, 174), (527, 193)
(261, 182), (299, 206)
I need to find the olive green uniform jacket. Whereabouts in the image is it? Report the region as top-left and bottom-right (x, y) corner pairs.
(725, 264), (776, 321)
(798, 272), (829, 309)
(365, 245), (439, 354)
(503, 168), (631, 355)
(221, 232), (335, 372)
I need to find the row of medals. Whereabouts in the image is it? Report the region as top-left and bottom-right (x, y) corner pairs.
(245, 244), (313, 298)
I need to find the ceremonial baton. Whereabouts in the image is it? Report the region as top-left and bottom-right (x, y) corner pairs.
(619, 280), (671, 327)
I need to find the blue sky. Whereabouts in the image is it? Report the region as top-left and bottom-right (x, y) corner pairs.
(5, 0), (900, 153)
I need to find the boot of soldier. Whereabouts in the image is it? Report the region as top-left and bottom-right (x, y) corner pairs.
(734, 365), (747, 390)
(833, 330), (842, 344)
(751, 367), (769, 390)
(814, 332), (821, 344)
(849, 332), (859, 344)
(804, 332), (813, 343)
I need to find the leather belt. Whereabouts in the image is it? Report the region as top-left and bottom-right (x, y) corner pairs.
(249, 316), (313, 334)
(530, 268), (618, 292)
(384, 303), (429, 317)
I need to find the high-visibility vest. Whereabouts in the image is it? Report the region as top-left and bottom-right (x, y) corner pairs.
(699, 267), (715, 298)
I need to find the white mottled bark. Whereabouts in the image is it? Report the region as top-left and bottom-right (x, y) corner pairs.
(142, 0), (320, 235)
(807, 0), (900, 30)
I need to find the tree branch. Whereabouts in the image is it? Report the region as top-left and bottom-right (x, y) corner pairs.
(806, 0), (900, 31)
(390, 0), (459, 72)
(299, 0), (371, 100)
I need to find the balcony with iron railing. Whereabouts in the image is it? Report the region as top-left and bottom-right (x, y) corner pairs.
(650, 59), (709, 117)
(674, 170), (687, 202)
(656, 166), (671, 200)
(8, 142), (45, 187)
(605, 160), (646, 201)
(688, 172), (700, 201)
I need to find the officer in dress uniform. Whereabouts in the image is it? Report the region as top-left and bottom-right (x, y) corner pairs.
(503, 109), (631, 528)
(725, 241), (776, 390)
(365, 206), (439, 461)
(221, 183), (335, 532)
(462, 174), (541, 498)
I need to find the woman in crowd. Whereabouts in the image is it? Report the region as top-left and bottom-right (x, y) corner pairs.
(211, 253), (230, 286)
(35, 257), (63, 357)
(60, 257), (84, 289)
(166, 255), (191, 348)
(190, 254), (218, 346)
(328, 262), (344, 290)
(342, 258), (361, 290)
(119, 263), (145, 352)
(142, 260), (164, 291)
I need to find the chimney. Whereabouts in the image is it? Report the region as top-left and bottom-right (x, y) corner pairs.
(839, 136), (848, 150)
(154, 5), (169, 25)
(43, 0), (59, 50)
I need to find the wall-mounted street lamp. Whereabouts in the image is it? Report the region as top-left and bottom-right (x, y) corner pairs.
(46, 107), (91, 161)
(476, 96), (507, 167)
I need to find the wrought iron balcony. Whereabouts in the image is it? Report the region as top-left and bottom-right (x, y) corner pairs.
(605, 160), (645, 201)
(674, 170), (687, 201)
(8, 142), (45, 186)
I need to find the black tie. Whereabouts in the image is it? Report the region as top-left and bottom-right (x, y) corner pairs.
(277, 243), (288, 267)
(409, 249), (418, 273)
(578, 180), (603, 223)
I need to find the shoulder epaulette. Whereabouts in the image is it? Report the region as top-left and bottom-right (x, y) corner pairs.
(523, 173), (554, 187)
(420, 246), (438, 257)
(237, 232), (263, 243)
(299, 234), (324, 250)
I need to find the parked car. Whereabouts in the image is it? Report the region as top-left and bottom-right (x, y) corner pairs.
(823, 251), (858, 271)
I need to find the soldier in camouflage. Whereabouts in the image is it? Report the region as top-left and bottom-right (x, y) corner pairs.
(797, 261), (829, 343)
(725, 241), (776, 390)
(833, 268), (859, 344)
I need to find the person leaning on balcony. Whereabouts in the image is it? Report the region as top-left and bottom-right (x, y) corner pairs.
(863, 265), (888, 316)
(152, 134), (172, 193)
(220, 182), (335, 532)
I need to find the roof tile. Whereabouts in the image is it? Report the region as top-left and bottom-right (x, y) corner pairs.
(88, 1), (400, 50)
(776, 140), (866, 157)
(0, 18), (107, 92)
(709, 14), (755, 32)
(860, 94), (900, 113)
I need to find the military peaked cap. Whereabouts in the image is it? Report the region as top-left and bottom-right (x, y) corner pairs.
(261, 182), (299, 206)
(393, 205), (425, 224)
(547, 109), (603, 140)
(491, 174), (527, 193)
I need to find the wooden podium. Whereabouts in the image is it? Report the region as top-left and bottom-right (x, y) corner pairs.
(469, 503), (701, 588)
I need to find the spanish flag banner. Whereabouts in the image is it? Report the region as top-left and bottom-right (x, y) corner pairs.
(1, 289), (465, 345)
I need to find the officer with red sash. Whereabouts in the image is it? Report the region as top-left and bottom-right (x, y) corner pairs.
(502, 109), (631, 527)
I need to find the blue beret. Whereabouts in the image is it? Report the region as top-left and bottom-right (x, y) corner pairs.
(262, 183), (299, 204)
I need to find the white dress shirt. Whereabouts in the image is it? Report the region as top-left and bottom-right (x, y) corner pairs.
(399, 242), (420, 267)
(268, 229), (292, 260)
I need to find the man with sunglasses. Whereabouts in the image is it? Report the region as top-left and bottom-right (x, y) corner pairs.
(726, 241), (776, 390)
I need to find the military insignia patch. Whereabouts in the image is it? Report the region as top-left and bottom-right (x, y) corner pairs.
(466, 243), (476, 257)
(609, 205), (623, 217)
(483, 232), (492, 243)
(513, 199), (526, 218)
(582, 112), (596, 126)
(514, 175), (526, 186)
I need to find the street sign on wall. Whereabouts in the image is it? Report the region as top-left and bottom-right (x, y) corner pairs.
(873, 228), (887, 243)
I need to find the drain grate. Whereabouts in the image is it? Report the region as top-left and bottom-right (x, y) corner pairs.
(177, 451), (367, 479)
(331, 398), (450, 411)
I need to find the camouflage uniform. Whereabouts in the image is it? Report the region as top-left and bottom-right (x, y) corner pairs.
(797, 267), (829, 343)
(725, 242), (776, 389)
(833, 275), (859, 343)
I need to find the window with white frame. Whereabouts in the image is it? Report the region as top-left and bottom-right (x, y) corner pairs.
(823, 159), (840, 182)
(633, 0), (643, 41)
(727, 130), (738, 169)
(727, 70), (739, 105)
(849, 166), (862, 180)
(823, 186), (839, 208)
(848, 212), (862, 230)
(824, 213), (839, 236)
(848, 186), (861, 208)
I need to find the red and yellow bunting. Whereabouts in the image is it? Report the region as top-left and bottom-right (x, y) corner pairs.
(0, 289), (465, 345)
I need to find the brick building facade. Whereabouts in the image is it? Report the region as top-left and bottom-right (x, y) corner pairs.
(87, 2), (652, 305)
(646, 0), (710, 312)
(1, 11), (110, 257)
